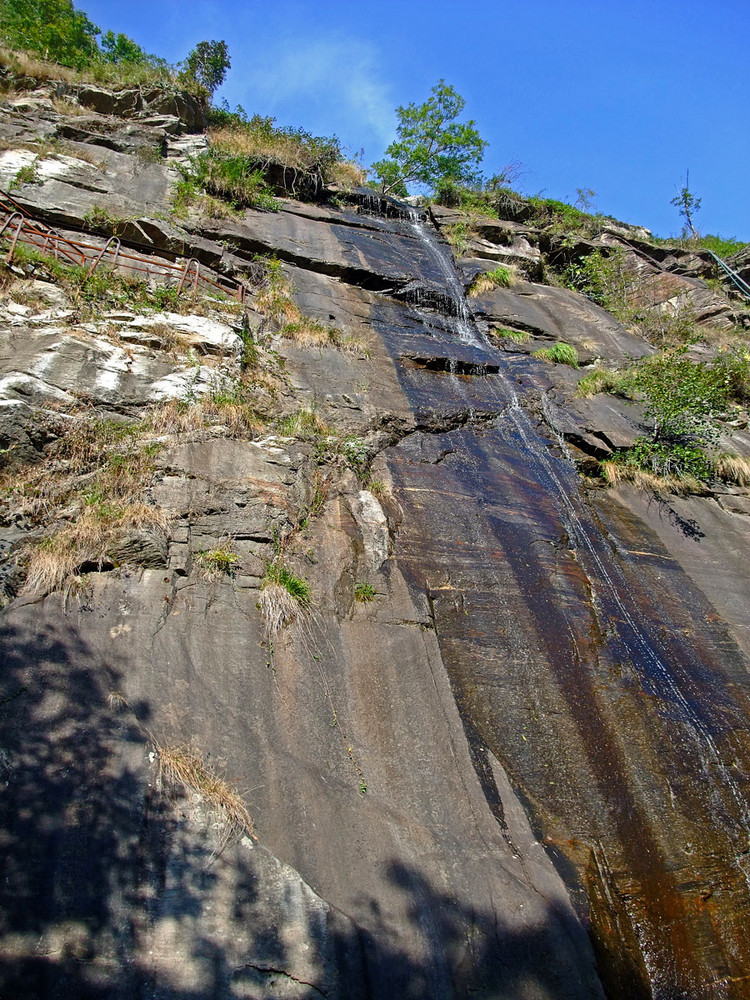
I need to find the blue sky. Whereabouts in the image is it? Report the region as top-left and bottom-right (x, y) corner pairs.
(81, 0), (749, 239)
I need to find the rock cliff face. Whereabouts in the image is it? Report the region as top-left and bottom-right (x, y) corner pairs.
(1, 78), (750, 1000)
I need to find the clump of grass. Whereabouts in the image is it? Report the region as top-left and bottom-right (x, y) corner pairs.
(368, 478), (390, 500)
(155, 743), (254, 839)
(205, 112), (346, 195)
(148, 396), (266, 439)
(195, 539), (239, 580)
(328, 159), (367, 190)
(82, 204), (132, 236)
(258, 560), (311, 635)
(354, 582), (376, 602)
(468, 266), (514, 296)
(8, 159), (41, 191)
(277, 408), (332, 440)
(576, 368), (633, 397)
(533, 342), (580, 367)
(279, 318), (366, 355)
(251, 256), (366, 354)
(443, 219), (477, 257)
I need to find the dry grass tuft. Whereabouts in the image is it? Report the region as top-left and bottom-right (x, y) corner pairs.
(209, 124), (321, 174)
(257, 582), (304, 636)
(329, 159), (367, 190)
(467, 266), (515, 297)
(156, 743), (255, 839)
(23, 501), (167, 597)
(107, 691), (129, 712)
(713, 453), (750, 486)
(600, 461), (708, 496)
(280, 317), (366, 355)
(0, 47), (76, 83)
(50, 95), (88, 116)
(148, 398), (266, 438)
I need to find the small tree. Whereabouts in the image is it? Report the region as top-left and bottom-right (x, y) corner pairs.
(179, 40), (230, 98)
(372, 80), (487, 196)
(671, 171), (701, 237)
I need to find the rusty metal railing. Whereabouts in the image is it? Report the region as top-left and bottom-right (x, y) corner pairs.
(0, 188), (249, 304)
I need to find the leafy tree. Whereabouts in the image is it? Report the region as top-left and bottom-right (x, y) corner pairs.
(99, 30), (146, 65)
(372, 80), (487, 196)
(179, 39), (230, 97)
(0, 0), (100, 68)
(671, 171), (701, 237)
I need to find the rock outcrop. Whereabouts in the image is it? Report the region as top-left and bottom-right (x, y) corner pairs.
(1, 77), (750, 1000)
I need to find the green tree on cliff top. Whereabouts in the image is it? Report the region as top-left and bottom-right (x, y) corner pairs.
(373, 80), (488, 196)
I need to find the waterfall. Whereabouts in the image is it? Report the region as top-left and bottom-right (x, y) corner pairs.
(385, 203), (750, 997)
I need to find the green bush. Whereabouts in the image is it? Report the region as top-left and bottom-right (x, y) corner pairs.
(630, 348), (728, 445)
(182, 149), (279, 211)
(611, 438), (711, 482)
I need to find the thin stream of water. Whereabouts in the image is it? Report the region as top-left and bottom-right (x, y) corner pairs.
(407, 210), (750, 876)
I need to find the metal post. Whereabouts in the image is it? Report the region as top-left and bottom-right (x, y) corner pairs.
(84, 237), (121, 281)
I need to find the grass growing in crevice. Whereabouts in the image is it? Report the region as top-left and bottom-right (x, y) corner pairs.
(576, 368), (633, 397)
(258, 560), (311, 635)
(195, 539), (239, 580)
(533, 342), (579, 367)
(155, 743), (255, 839)
(467, 266), (514, 296)
(443, 218), (477, 257)
(252, 255), (368, 354)
(598, 459), (709, 496)
(491, 326), (531, 344)
(280, 317), (366, 355)
(148, 395), (267, 439)
(354, 582), (376, 602)
(276, 407), (333, 440)
(23, 500), (167, 596)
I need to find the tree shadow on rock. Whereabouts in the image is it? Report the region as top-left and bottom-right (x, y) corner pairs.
(0, 606), (159, 999)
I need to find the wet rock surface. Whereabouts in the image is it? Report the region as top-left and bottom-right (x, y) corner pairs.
(1, 80), (750, 1000)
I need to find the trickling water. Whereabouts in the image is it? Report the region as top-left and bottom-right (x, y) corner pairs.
(408, 213), (482, 347)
